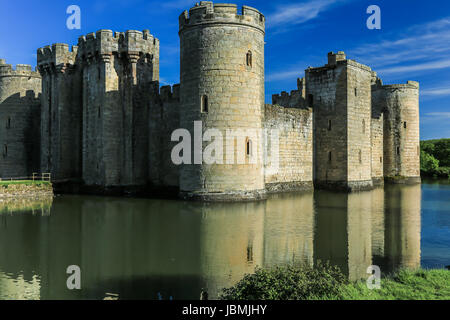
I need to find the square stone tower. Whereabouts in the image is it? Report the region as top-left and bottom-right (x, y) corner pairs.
(306, 52), (373, 191)
(37, 44), (81, 181)
(38, 29), (159, 188)
(77, 30), (159, 188)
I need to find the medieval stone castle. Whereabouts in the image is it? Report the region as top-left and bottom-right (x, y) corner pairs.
(0, 1), (420, 200)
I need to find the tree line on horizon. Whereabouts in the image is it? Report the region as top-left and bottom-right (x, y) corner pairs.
(420, 138), (450, 179)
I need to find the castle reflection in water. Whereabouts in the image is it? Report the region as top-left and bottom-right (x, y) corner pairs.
(0, 184), (421, 300)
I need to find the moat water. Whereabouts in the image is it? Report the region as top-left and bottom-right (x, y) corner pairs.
(0, 180), (449, 300)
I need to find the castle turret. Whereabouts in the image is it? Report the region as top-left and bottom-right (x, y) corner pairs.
(37, 43), (81, 181)
(0, 59), (41, 179)
(37, 29), (159, 188)
(372, 81), (420, 183)
(76, 29), (159, 187)
(178, 2), (266, 200)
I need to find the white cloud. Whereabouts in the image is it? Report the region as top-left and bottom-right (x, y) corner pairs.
(424, 112), (450, 118)
(266, 68), (304, 82)
(422, 87), (450, 97)
(352, 16), (450, 77)
(377, 59), (450, 75)
(267, 0), (344, 28)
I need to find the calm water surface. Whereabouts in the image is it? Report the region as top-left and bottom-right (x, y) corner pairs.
(0, 181), (449, 299)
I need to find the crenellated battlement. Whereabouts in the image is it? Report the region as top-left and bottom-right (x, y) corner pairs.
(308, 51), (372, 73)
(0, 59), (40, 78)
(382, 81), (419, 90)
(37, 29), (159, 74)
(77, 29), (159, 61)
(159, 83), (180, 102)
(37, 43), (78, 73)
(272, 78), (306, 109)
(179, 1), (265, 34)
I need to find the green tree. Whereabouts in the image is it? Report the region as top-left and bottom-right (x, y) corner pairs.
(420, 150), (439, 174)
(433, 139), (450, 167)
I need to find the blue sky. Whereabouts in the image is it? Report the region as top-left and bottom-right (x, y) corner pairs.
(1, 0), (449, 139)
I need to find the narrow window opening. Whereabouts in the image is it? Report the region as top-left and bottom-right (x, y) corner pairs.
(380, 157), (383, 163)
(397, 146), (400, 155)
(355, 87), (358, 96)
(328, 119), (332, 131)
(6, 117), (11, 129)
(403, 121), (407, 129)
(359, 149), (362, 163)
(328, 151), (332, 163)
(3, 144), (7, 158)
(246, 51), (252, 67)
(201, 95), (208, 113)
(246, 138), (252, 156)
(98, 107), (101, 118)
(247, 244), (253, 262)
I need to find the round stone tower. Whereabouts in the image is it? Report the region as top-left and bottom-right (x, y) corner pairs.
(382, 81), (420, 183)
(178, 1), (266, 200)
(0, 59), (41, 179)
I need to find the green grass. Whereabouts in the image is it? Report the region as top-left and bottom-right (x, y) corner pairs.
(326, 269), (450, 300)
(220, 264), (450, 300)
(0, 180), (51, 186)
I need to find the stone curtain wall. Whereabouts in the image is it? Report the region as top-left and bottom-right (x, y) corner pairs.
(0, 60), (41, 178)
(178, 2), (267, 200)
(149, 84), (181, 189)
(272, 78), (306, 109)
(264, 104), (313, 192)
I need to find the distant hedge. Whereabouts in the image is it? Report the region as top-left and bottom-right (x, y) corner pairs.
(420, 139), (450, 179)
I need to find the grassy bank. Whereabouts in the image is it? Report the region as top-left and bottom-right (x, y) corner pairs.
(0, 180), (53, 198)
(0, 180), (51, 186)
(220, 264), (450, 300)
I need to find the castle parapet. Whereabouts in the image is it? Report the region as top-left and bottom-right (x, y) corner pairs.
(272, 78), (306, 108)
(0, 59), (41, 78)
(77, 29), (159, 63)
(382, 81), (419, 90)
(179, 1), (265, 34)
(327, 51), (346, 66)
(160, 84), (180, 102)
(37, 43), (78, 74)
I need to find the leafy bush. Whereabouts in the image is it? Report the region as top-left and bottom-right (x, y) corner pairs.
(219, 262), (347, 300)
(220, 265), (450, 300)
